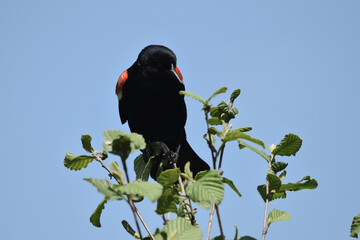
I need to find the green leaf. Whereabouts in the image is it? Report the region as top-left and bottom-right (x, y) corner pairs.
(238, 236), (257, 240)
(271, 161), (288, 174)
(230, 89), (241, 103)
(224, 131), (265, 148)
(257, 184), (286, 202)
(208, 117), (222, 125)
(64, 152), (94, 171)
(103, 130), (146, 161)
(84, 178), (124, 201)
(218, 101), (229, 113)
(222, 177), (242, 198)
(268, 174), (282, 192)
(279, 176), (318, 192)
(121, 220), (141, 239)
(90, 198), (107, 227)
(179, 90), (207, 104)
(120, 181), (163, 202)
(156, 187), (178, 214)
(155, 217), (203, 240)
(186, 170), (224, 209)
(234, 225), (239, 240)
(206, 87), (228, 104)
(81, 134), (94, 153)
(157, 168), (181, 187)
(272, 133), (302, 157)
(267, 209), (291, 223)
(134, 154), (152, 181)
(350, 214), (360, 238)
(184, 162), (193, 181)
(210, 107), (220, 118)
(109, 161), (126, 185)
(238, 140), (271, 162)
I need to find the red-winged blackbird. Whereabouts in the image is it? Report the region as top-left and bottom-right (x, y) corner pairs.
(116, 45), (210, 179)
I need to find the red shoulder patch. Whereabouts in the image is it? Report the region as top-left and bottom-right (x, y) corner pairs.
(116, 70), (128, 94)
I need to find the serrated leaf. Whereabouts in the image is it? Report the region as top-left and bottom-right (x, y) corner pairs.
(84, 178), (123, 201)
(206, 87), (228, 104)
(208, 117), (222, 125)
(179, 90), (207, 104)
(238, 140), (271, 162)
(81, 134), (94, 153)
(155, 217), (203, 240)
(90, 198), (107, 227)
(272, 133), (302, 157)
(122, 220), (140, 239)
(109, 161), (126, 185)
(157, 169), (181, 187)
(64, 152), (94, 171)
(186, 170), (224, 208)
(156, 187), (178, 214)
(350, 214), (360, 238)
(224, 131), (265, 148)
(120, 181), (163, 202)
(222, 177), (242, 198)
(230, 89), (241, 103)
(103, 130), (146, 161)
(267, 209), (291, 223)
(279, 176), (318, 192)
(271, 161), (288, 173)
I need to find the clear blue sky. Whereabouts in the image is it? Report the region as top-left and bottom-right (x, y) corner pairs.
(1, 1), (359, 239)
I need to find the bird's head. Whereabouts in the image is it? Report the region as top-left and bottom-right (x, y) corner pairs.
(116, 45), (183, 100)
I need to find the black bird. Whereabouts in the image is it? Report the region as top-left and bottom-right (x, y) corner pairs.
(116, 45), (209, 179)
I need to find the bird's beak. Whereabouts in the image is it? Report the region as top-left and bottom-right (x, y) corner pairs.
(116, 70), (128, 100)
(171, 64), (184, 84)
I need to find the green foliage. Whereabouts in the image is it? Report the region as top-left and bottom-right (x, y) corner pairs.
(155, 217), (203, 240)
(186, 170), (224, 209)
(103, 129), (146, 161)
(157, 168), (181, 187)
(64, 151), (94, 170)
(134, 154), (151, 181)
(350, 214), (360, 238)
(156, 187), (178, 214)
(84, 178), (124, 201)
(179, 90), (207, 104)
(230, 89), (241, 103)
(206, 87), (228, 104)
(109, 161), (126, 185)
(223, 130), (265, 148)
(271, 161), (288, 174)
(267, 209), (291, 224)
(279, 176), (318, 192)
(272, 133), (302, 157)
(90, 198), (107, 227)
(81, 134), (94, 153)
(120, 181), (163, 202)
(238, 140), (271, 162)
(222, 177), (242, 198)
(121, 220), (141, 239)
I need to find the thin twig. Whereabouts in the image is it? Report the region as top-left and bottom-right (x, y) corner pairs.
(204, 109), (217, 169)
(261, 178), (270, 240)
(206, 203), (216, 240)
(215, 205), (225, 240)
